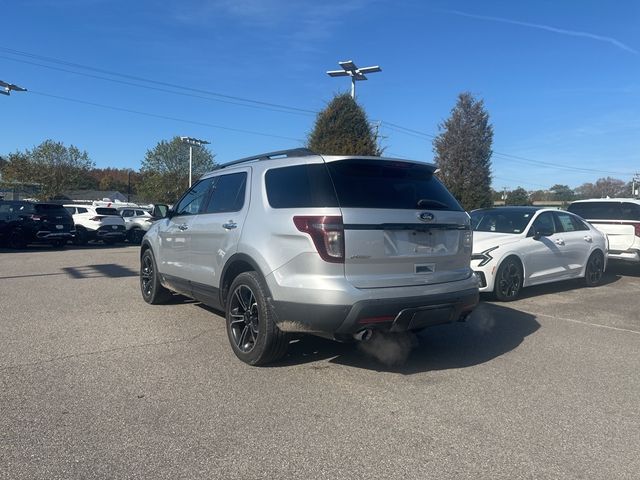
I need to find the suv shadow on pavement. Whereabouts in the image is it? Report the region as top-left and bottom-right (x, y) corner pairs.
(268, 303), (539, 374)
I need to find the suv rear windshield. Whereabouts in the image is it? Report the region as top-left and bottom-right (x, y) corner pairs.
(95, 207), (119, 215)
(265, 159), (462, 211)
(326, 159), (462, 210)
(568, 202), (640, 221)
(35, 204), (70, 214)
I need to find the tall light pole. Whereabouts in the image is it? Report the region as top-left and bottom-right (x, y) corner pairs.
(326, 60), (381, 99)
(180, 136), (210, 187)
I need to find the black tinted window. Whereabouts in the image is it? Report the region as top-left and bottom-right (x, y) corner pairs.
(530, 212), (556, 235)
(266, 164), (338, 208)
(568, 201), (640, 221)
(326, 159), (462, 210)
(95, 207), (119, 215)
(204, 173), (247, 214)
(174, 177), (214, 215)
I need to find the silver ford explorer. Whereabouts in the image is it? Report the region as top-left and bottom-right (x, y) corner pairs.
(140, 149), (479, 365)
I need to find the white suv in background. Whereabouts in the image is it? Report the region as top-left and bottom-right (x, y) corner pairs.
(140, 149), (479, 365)
(64, 205), (127, 245)
(568, 199), (640, 264)
(117, 207), (154, 244)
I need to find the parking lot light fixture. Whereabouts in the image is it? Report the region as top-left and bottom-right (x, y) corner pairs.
(326, 60), (381, 99)
(180, 137), (210, 187)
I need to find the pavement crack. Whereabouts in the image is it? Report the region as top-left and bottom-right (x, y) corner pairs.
(0, 329), (213, 371)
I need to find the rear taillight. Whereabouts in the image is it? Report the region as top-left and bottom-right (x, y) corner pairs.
(90, 216), (105, 221)
(293, 216), (344, 263)
(635, 224), (640, 238)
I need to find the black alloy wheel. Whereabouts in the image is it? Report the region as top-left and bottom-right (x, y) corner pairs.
(228, 284), (260, 354)
(584, 251), (604, 287)
(494, 256), (523, 301)
(225, 271), (289, 366)
(140, 249), (172, 304)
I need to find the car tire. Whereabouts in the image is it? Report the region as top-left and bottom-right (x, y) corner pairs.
(494, 256), (523, 301)
(73, 227), (88, 246)
(7, 229), (26, 249)
(127, 228), (144, 245)
(226, 271), (289, 366)
(584, 251), (604, 287)
(140, 249), (172, 304)
(104, 238), (118, 245)
(52, 240), (67, 249)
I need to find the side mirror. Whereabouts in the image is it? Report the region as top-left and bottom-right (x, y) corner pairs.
(152, 204), (170, 219)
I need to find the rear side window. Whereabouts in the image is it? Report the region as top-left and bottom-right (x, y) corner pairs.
(266, 164), (338, 208)
(555, 212), (589, 232)
(326, 159), (463, 210)
(568, 202), (640, 221)
(204, 172), (247, 213)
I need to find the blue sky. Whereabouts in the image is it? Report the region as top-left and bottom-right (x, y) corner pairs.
(1, 0), (638, 191)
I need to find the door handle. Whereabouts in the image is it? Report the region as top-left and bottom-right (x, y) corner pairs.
(177, 224), (188, 231)
(223, 222), (237, 230)
(583, 235), (592, 242)
(554, 238), (565, 246)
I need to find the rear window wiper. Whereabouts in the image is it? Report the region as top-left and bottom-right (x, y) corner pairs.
(417, 199), (449, 209)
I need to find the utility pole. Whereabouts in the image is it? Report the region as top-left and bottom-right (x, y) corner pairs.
(326, 60), (381, 99)
(632, 173), (640, 198)
(180, 137), (210, 187)
(0, 80), (27, 96)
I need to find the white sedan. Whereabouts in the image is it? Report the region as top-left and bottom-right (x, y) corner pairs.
(470, 207), (608, 301)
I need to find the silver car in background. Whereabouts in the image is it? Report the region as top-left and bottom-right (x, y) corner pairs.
(140, 149), (479, 365)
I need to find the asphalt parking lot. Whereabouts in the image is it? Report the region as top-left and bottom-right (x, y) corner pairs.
(1, 246), (639, 479)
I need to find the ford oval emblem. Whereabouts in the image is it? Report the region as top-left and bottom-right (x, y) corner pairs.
(419, 212), (435, 222)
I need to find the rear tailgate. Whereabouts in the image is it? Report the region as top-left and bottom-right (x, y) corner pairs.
(343, 209), (471, 288)
(323, 157), (472, 289)
(590, 221), (638, 251)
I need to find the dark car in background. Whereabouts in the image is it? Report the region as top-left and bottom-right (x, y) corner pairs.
(0, 200), (75, 248)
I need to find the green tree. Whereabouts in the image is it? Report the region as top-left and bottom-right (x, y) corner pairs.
(307, 93), (380, 156)
(505, 187), (531, 205)
(433, 92), (493, 211)
(138, 137), (216, 203)
(575, 177), (627, 199)
(1, 140), (94, 199)
(549, 184), (574, 202)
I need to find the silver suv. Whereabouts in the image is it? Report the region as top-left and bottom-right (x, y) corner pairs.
(140, 149), (479, 365)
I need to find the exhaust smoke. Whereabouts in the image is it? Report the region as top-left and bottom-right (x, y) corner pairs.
(358, 331), (418, 367)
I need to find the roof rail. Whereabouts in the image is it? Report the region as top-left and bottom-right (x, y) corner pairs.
(215, 148), (316, 170)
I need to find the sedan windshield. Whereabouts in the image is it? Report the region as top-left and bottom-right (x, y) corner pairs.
(470, 210), (534, 234)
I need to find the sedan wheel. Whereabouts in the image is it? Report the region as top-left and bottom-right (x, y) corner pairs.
(494, 257), (523, 301)
(584, 251), (604, 287)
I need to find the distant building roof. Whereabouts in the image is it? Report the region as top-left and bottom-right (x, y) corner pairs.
(60, 190), (128, 202)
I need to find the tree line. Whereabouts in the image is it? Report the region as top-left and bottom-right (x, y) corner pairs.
(0, 92), (634, 207)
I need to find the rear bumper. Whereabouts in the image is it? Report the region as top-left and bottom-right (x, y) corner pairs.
(272, 287), (478, 337)
(35, 231), (75, 241)
(608, 249), (640, 263)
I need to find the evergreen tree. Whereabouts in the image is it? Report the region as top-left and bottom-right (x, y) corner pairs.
(139, 137), (216, 203)
(308, 93), (380, 156)
(433, 92), (493, 211)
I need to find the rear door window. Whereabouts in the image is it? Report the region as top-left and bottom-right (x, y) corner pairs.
(325, 159), (462, 210)
(265, 164), (338, 208)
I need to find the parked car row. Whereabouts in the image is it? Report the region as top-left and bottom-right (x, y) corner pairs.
(136, 149), (637, 366)
(0, 200), (161, 248)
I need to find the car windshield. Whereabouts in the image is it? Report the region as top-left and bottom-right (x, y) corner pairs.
(470, 210), (534, 234)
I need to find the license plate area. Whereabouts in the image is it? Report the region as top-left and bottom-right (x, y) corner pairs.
(384, 229), (458, 256)
(56, 224), (63, 230)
